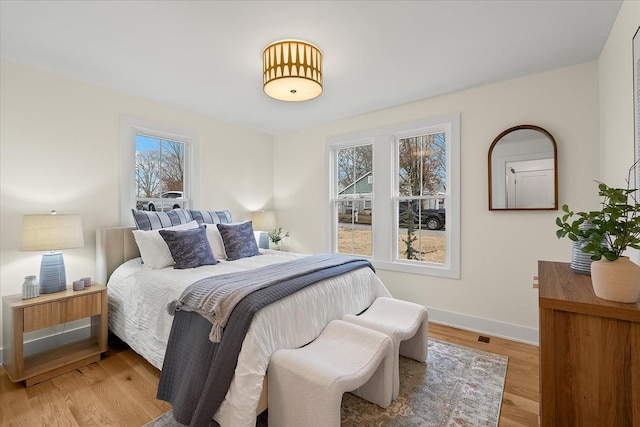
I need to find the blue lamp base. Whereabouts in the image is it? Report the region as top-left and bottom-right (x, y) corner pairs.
(258, 232), (270, 249)
(39, 252), (67, 294)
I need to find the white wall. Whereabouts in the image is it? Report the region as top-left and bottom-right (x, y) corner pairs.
(599, 0), (640, 264)
(599, 0), (639, 186)
(273, 62), (601, 343)
(0, 60), (274, 350)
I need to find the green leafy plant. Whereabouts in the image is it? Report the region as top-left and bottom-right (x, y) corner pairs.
(556, 162), (640, 261)
(268, 227), (290, 245)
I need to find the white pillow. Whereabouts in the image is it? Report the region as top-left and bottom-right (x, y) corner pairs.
(133, 220), (199, 269)
(205, 224), (227, 260)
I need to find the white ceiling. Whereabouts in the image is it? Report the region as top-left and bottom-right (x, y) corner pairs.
(0, 1), (622, 135)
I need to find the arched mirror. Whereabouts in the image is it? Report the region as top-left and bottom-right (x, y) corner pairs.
(488, 125), (558, 210)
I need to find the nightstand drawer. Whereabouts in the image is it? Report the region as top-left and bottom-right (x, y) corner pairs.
(23, 293), (102, 332)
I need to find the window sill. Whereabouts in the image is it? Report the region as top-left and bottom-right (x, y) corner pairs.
(372, 259), (460, 279)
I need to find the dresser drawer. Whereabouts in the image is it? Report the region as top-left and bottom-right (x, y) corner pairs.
(23, 293), (102, 332)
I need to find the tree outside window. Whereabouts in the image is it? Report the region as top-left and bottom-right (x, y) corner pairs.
(397, 132), (447, 262)
(135, 134), (186, 211)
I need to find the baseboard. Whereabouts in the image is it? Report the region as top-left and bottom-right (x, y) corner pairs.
(427, 307), (539, 346)
(0, 324), (91, 366)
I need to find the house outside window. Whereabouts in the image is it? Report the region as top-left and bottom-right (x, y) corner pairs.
(335, 144), (373, 256)
(328, 113), (460, 278)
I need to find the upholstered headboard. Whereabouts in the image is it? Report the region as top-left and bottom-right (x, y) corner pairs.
(96, 209), (234, 284)
(96, 226), (139, 284)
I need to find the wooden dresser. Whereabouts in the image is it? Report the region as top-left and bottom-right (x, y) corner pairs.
(538, 261), (640, 426)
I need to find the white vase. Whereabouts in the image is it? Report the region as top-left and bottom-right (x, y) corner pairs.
(22, 275), (39, 299)
(590, 256), (640, 303)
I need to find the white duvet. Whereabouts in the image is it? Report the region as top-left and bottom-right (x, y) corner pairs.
(107, 249), (390, 427)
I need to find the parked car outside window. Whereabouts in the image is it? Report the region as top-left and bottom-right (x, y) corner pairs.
(136, 191), (184, 211)
(398, 201), (446, 230)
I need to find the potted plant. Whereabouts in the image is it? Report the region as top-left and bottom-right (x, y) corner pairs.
(268, 227), (289, 250)
(556, 163), (640, 303)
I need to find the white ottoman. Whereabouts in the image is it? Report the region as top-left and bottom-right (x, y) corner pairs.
(342, 297), (428, 399)
(267, 319), (394, 427)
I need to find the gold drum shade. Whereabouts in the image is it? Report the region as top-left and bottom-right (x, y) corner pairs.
(263, 40), (323, 102)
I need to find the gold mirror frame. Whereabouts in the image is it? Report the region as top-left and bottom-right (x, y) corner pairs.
(488, 125), (558, 211)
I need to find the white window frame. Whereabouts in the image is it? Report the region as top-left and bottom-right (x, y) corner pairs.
(331, 139), (375, 256)
(119, 115), (200, 225)
(326, 113), (460, 279)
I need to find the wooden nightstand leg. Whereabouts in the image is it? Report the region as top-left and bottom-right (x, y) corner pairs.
(7, 308), (25, 381)
(90, 285), (108, 352)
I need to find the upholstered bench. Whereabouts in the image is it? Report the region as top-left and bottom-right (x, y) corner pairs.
(342, 297), (428, 399)
(267, 319), (394, 427)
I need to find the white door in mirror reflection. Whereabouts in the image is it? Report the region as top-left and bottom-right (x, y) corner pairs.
(505, 159), (555, 208)
(488, 125), (558, 210)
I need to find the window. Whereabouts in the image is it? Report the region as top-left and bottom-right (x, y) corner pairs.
(119, 116), (199, 225)
(134, 135), (186, 212)
(395, 131), (447, 263)
(335, 143), (373, 256)
(328, 113), (460, 278)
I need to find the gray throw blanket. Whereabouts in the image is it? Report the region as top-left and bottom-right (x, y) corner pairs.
(167, 253), (370, 343)
(157, 253), (374, 427)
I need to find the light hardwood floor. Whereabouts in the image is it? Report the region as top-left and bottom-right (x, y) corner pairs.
(0, 323), (539, 426)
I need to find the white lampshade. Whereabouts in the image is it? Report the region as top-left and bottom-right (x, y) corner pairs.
(21, 212), (84, 294)
(21, 213), (84, 250)
(251, 210), (276, 250)
(251, 210), (277, 232)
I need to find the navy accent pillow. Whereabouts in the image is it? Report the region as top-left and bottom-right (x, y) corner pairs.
(217, 221), (260, 261)
(132, 208), (193, 231)
(159, 226), (218, 269)
(189, 209), (232, 225)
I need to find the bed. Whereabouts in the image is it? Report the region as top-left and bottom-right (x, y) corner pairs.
(96, 209), (391, 427)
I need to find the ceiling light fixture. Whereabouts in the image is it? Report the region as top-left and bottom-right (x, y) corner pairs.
(263, 40), (323, 102)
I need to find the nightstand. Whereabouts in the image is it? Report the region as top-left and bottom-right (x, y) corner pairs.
(2, 284), (108, 386)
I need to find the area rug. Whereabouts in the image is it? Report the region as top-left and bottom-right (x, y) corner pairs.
(144, 339), (508, 427)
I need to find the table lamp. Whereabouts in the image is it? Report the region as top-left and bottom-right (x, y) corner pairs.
(251, 210), (276, 249)
(21, 211), (84, 294)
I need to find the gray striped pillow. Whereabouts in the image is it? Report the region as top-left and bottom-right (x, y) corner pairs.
(189, 209), (232, 225)
(131, 208), (193, 231)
